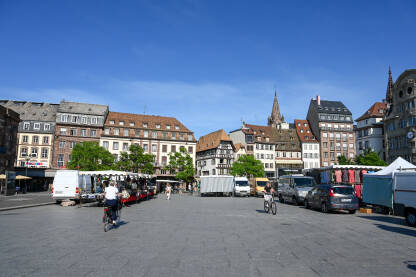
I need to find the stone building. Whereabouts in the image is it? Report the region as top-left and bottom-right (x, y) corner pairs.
(100, 111), (196, 176)
(0, 105), (19, 173)
(384, 69), (416, 163)
(196, 129), (234, 176)
(294, 119), (320, 169)
(0, 101), (58, 169)
(307, 96), (356, 166)
(53, 101), (109, 169)
(355, 102), (387, 160)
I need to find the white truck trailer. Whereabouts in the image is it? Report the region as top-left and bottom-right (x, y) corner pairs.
(200, 175), (234, 197)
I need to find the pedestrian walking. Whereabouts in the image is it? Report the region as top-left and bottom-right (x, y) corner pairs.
(166, 184), (172, 200)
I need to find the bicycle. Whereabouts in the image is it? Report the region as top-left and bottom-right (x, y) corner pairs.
(264, 193), (277, 215)
(103, 201), (121, 232)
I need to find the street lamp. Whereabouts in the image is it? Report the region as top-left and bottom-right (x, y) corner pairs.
(22, 153), (35, 193)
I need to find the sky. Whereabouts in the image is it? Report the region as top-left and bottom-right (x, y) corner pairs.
(0, 0), (415, 139)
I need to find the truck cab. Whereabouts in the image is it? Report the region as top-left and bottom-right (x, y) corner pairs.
(394, 171), (416, 227)
(234, 177), (250, 197)
(250, 177), (269, 197)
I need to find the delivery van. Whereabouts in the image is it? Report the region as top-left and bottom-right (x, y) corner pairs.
(234, 177), (250, 197)
(52, 170), (92, 202)
(249, 177), (269, 197)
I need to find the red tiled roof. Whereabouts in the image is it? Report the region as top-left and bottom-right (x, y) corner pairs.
(196, 129), (233, 152)
(294, 119), (318, 143)
(355, 102), (387, 122)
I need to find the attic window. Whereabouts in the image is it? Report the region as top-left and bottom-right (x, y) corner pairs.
(129, 122), (134, 127)
(88, 108), (92, 111)
(109, 120), (115, 125)
(69, 106), (72, 109)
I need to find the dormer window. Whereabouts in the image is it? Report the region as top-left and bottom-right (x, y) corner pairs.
(109, 120), (115, 125)
(143, 123), (148, 128)
(300, 129), (304, 133)
(156, 124), (161, 129)
(297, 123), (301, 126)
(175, 125), (179, 130)
(119, 121), (124, 126)
(129, 122), (134, 127)
(166, 125), (171, 130)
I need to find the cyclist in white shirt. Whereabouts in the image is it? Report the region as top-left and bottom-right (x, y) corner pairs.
(104, 181), (121, 224)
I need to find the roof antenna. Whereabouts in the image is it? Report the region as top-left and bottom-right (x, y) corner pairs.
(144, 105), (147, 115)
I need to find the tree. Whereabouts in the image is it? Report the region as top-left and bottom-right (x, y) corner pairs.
(165, 147), (194, 183)
(67, 141), (115, 171)
(230, 155), (264, 178)
(355, 149), (388, 166)
(115, 144), (154, 174)
(337, 155), (354, 165)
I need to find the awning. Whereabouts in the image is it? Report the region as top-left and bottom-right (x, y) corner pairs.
(16, 175), (31, 180)
(156, 180), (180, 183)
(275, 160), (303, 165)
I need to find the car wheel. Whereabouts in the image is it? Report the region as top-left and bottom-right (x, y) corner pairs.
(348, 210), (356, 214)
(304, 200), (310, 209)
(321, 202), (328, 213)
(292, 197), (299, 206)
(405, 209), (416, 227)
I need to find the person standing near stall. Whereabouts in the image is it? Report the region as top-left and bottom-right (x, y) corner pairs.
(166, 184), (172, 200)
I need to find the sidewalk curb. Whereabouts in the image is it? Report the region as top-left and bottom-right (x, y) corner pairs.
(0, 202), (56, 212)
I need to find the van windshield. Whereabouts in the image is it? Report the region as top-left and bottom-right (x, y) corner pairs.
(333, 187), (354, 195)
(236, 181), (249, 186)
(293, 178), (315, 187)
(257, 181), (267, 187)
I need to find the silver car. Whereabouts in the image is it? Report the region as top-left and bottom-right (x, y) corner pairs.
(277, 175), (316, 205)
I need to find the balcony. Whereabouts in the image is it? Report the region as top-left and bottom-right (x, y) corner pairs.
(217, 164), (232, 169)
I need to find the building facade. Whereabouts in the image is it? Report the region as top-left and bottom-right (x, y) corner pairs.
(100, 112), (196, 176)
(294, 119), (320, 169)
(307, 96), (356, 166)
(355, 102), (387, 160)
(196, 129), (234, 176)
(0, 101), (58, 169)
(53, 101), (109, 169)
(234, 143), (247, 161)
(384, 69), (416, 163)
(0, 105), (19, 173)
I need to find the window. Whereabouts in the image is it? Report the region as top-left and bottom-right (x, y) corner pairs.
(135, 129), (140, 137)
(349, 134), (353, 139)
(162, 145), (167, 152)
(43, 136), (49, 144)
(323, 132), (328, 138)
(69, 141), (75, 149)
(44, 124), (50, 131)
(143, 144), (148, 152)
(123, 143), (129, 151)
(162, 132), (168, 139)
(110, 120), (115, 125)
(59, 141), (66, 149)
(103, 141), (109, 150)
(180, 133), (185, 140)
(61, 115), (69, 122)
(171, 145), (176, 152)
(57, 154), (64, 167)
(31, 147), (38, 157)
(152, 144), (157, 152)
(81, 116), (87, 124)
(212, 169), (216, 175)
(152, 131), (158, 139)
(123, 129), (129, 136)
(91, 117), (98, 124)
(156, 124), (161, 129)
(114, 128), (120, 135)
(22, 135), (28, 143)
(171, 132), (176, 139)
(91, 130), (97, 137)
(32, 123), (40, 130)
(60, 128), (67, 135)
(70, 129), (77, 136)
(143, 123), (148, 128)
(20, 148), (28, 157)
(188, 146), (193, 153)
(175, 125), (179, 130)
(166, 125), (171, 130)
(104, 128), (110, 135)
(72, 116), (79, 123)
(113, 142), (119, 150)
(32, 136), (39, 144)
(119, 121), (124, 126)
(143, 130), (149, 138)
(162, 156), (167, 165)
(324, 152), (328, 158)
(81, 129), (87, 137)
(349, 143), (354, 149)
(41, 148), (48, 158)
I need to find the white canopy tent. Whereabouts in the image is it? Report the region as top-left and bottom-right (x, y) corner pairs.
(366, 157), (416, 177)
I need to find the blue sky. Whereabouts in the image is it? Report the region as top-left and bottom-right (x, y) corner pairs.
(1, 0), (415, 138)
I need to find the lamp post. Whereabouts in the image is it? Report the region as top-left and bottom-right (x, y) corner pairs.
(22, 154), (33, 193)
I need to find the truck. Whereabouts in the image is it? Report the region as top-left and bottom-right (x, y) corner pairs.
(394, 171), (416, 227)
(234, 177), (250, 197)
(200, 175), (234, 197)
(249, 177), (269, 197)
(52, 170), (93, 202)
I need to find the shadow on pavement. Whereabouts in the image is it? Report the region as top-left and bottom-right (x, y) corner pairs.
(404, 261), (416, 271)
(373, 224), (416, 237)
(255, 209), (267, 214)
(358, 215), (406, 226)
(114, 221), (129, 229)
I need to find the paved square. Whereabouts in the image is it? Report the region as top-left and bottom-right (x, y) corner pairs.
(0, 194), (416, 277)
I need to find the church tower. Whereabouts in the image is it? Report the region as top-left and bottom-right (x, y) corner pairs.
(268, 91), (284, 128)
(385, 66), (394, 104)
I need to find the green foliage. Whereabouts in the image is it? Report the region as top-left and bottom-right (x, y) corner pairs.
(230, 155), (264, 178)
(337, 155), (354, 165)
(116, 144), (154, 174)
(355, 149), (388, 166)
(165, 147), (194, 183)
(67, 141), (115, 171)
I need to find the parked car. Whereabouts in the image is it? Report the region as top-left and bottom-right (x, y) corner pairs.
(277, 175), (315, 205)
(304, 184), (359, 214)
(234, 177), (250, 197)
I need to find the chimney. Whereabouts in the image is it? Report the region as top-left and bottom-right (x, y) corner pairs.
(317, 95), (321, 106)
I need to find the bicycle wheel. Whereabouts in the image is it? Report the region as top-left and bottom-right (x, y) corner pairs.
(264, 201), (269, 213)
(271, 202), (277, 215)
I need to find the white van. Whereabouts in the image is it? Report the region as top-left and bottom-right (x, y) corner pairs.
(394, 171), (416, 227)
(234, 177), (250, 197)
(52, 170), (92, 202)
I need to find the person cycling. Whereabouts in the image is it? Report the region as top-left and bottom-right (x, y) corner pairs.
(264, 182), (274, 203)
(104, 181), (121, 225)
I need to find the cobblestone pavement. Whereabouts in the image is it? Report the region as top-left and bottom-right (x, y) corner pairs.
(0, 191), (54, 209)
(0, 194), (416, 277)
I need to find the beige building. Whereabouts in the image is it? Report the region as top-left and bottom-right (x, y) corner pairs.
(100, 112), (196, 176)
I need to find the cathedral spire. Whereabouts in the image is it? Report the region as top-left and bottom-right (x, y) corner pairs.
(386, 66), (394, 104)
(268, 90), (283, 127)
